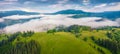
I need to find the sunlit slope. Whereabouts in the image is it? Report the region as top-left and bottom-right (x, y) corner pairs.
(79, 30), (112, 54)
(0, 31), (112, 54)
(30, 32), (107, 54)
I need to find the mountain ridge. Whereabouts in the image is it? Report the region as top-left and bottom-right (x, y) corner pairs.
(53, 9), (120, 20)
(0, 10), (40, 18)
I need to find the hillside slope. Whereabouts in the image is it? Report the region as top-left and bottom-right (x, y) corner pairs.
(0, 31), (113, 54)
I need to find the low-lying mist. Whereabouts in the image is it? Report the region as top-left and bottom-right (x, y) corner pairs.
(1, 14), (120, 33)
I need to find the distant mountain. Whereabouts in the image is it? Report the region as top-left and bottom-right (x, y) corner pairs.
(93, 11), (120, 20)
(0, 10), (40, 18)
(0, 17), (40, 29)
(54, 9), (120, 20)
(54, 9), (88, 14)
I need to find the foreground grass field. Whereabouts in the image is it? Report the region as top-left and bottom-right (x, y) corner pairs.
(1, 27), (120, 54)
(31, 32), (100, 54)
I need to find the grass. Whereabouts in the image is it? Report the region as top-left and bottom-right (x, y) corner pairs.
(79, 30), (112, 54)
(0, 30), (114, 54)
(30, 32), (99, 54)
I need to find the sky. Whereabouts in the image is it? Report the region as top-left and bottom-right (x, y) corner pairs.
(0, 0), (120, 13)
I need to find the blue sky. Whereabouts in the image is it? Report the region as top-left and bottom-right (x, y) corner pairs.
(0, 0), (120, 13)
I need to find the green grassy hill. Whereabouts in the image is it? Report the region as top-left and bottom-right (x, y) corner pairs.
(30, 32), (100, 54)
(0, 26), (120, 54)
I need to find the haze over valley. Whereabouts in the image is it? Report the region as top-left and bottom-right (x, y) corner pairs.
(0, 10), (120, 33)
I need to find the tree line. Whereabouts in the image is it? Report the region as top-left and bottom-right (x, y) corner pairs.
(0, 31), (41, 54)
(0, 40), (41, 54)
(91, 29), (120, 54)
(0, 31), (34, 47)
(47, 25), (91, 37)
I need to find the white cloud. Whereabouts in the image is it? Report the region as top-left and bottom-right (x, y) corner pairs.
(4, 0), (18, 2)
(3, 14), (119, 33)
(88, 2), (120, 12)
(116, 18), (120, 24)
(83, 0), (90, 5)
(0, 18), (4, 22)
(0, 0), (17, 5)
(104, 3), (120, 11)
(48, 0), (70, 11)
(0, 1), (15, 5)
(74, 2), (120, 12)
(48, 4), (81, 12)
(48, 2), (120, 13)
(1, 2), (120, 13)
(94, 4), (107, 8)
(40, 0), (47, 2)
(58, 0), (69, 4)
(2, 15), (41, 20)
